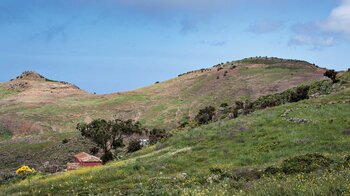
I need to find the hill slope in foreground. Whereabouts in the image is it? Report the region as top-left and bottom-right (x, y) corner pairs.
(1, 69), (350, 195)
(0, 57), (326, 135)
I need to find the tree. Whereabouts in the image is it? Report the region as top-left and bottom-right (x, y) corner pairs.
(195, 106), (216, 125)
(77, 119), (111, 154)
(77, 119), (144, 162)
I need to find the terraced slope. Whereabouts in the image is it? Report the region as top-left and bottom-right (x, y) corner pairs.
(0, 58), (326, 135)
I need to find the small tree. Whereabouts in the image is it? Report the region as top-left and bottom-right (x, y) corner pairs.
(77, 119), (144, 163)
(195, 106), (216, 125)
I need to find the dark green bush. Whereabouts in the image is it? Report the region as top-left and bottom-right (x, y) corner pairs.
(235, 101), (244, 110)
(281, 154), (333, 174)
(209, 167), (262, 181)
(264, 166), (281, 175)
(195, 106), (216, 125)
(149, 128), (170, 145)
(101, 151), (114, 164)
(62, 138), (69, 144)
(324, 69), (338, 83)
(128, 139), (142, 153)
(231, 169), (262, 181)
(220, 103), (229, 107)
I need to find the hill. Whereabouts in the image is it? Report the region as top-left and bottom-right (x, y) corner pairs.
(0, 58), (326, 135)
(1, 69), (349, 195)
(0, 57), (329, 176)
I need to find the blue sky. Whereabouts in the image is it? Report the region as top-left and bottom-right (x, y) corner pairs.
(0, 0), (349, 94)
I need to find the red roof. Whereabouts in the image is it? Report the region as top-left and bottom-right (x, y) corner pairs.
(74, 152), (102, 163)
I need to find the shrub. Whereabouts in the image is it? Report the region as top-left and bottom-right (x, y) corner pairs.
(308, 80), (333, 96)
(281, 154), (333, 174)
(235, 101), (244, 110)
(62, 138), (69, 144)
(289, 85), (309, 102)
(195, 106), (216, 125)
(101, 151), (114, 164)
(128, 139), (142, 153)
(149, 128), (170, 145)
(324, 69), (338, 83)
(209, 167), (262, 181)
(264, 166), (281, 175)
(16, 165), (35, 175)
(231, 169), (262, 181)
(220, 103), (229, 108)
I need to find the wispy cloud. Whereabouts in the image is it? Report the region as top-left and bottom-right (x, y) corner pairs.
(319, 0), (350, 36)
(247, 20), (284, 34)
(289, 35), (335, 48)
(289, 0), (350, 49)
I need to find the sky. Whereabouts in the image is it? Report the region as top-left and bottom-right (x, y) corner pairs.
(0, 0), (349, 94)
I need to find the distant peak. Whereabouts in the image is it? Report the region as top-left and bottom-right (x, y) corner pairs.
(15, 71), (46, 81)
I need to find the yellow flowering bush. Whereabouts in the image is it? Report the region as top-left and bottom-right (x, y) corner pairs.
(16, 165), (35, 175)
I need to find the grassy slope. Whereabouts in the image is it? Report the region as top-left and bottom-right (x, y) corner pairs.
(1, 83), (349, 195)
(0, 59), (325, 134)
(0, 58), (329, 181)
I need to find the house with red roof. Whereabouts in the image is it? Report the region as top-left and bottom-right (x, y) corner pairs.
(67, 152), (102, 170)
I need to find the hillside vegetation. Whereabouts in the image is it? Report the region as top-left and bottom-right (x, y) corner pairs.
(1, 70), (349, 195)
(0, 58), (326, 135)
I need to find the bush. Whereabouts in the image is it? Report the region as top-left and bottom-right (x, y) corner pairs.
(264, 166), (281, 175)
(149, 128), (170, 145)
(209, 167), (262, 181)
(231, 169), (262, 181)
(101, 151), (114, 164)
(308, 80), (333, 96)
(281, 154), (333, 174)
(324, 70), (338, 83)
(220, 103), (229, 108)
(62, 138), (69, 144)
(128, 139), (142, 153)
(235, 101), (244, 110)
(16, 165), (35, 175)
(195, 106), (216, 125)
